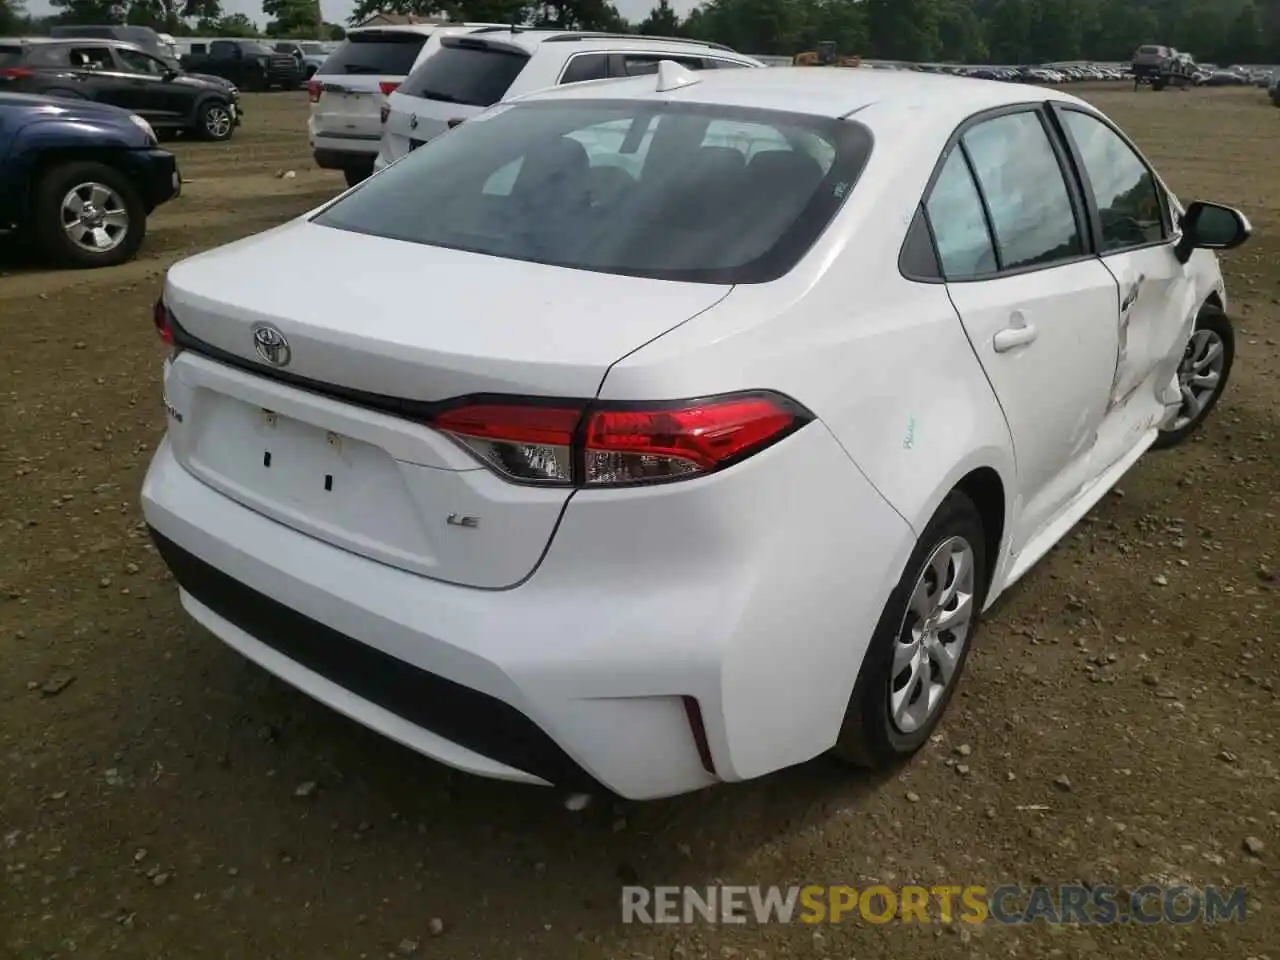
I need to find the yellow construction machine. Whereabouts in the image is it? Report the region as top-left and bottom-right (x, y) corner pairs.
(793, 41), (861, 67)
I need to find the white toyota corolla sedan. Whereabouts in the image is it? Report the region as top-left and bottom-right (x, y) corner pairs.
(142, 63), (1250, 800)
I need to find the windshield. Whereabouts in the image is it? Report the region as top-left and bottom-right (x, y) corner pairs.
(399, 41), (530, 107)
(322, 32), (428, 76)
(313, 100), (872, 284)
(241, 42), (275, 56)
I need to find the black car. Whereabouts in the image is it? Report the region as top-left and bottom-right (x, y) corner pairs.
(180, 39), (302, 92)
(0, 38), (242, 141)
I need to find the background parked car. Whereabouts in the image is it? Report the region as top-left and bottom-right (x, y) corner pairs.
(273, 40), (336, 79)
(0, 38), (242, 142)
(180, 39), (301, 92)
(376, 30), (763, 174)
(0, 91), (179, 267)
(307, 22), (507, 187)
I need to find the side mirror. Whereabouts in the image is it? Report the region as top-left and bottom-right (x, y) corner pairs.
(1174, 200), (1252, 263)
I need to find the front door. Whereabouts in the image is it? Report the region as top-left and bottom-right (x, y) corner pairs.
(112, 47), (188, 124)
(1051, 105), (1198, 450)
(924, 108), (1121, 558)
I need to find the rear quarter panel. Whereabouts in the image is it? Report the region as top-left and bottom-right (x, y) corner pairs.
(599, 108), (1017, 562)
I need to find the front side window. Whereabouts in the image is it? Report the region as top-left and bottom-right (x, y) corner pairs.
(961, 111), (1083, 271)
(68, 45), (114, 69)
(314, 99), (872, 284)
(925, 148), (997, 279)
(117, 48), (165, 75)
(1059, 110), (1166, 251)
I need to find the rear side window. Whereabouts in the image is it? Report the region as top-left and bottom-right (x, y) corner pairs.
(398, 41), (529, 106)
(323, 32), (429, 76)
(621, 53), (706, 75)
(960, 111), (1083, 271)
(0, 46), (25, 67)
(925, 148), (996, 278)
(560, 53), (610, 84)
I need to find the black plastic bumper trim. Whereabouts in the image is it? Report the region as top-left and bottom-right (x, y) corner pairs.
(149, 528), (600, 791)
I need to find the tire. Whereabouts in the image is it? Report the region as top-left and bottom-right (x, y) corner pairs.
(30, 161), (146, 269)
(1153, 77), (1167, 91)
(1150, 305), (1234, 450)
(343, 166), (372, 189)
(831, 491), (987, 768)
(195, 100), (235, 142)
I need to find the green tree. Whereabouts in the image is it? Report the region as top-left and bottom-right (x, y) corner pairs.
(984, 0), (1032, 62)
(49, 0), (129, 24)
(203, 11), (259, 33)
(864, 0), (940, 60)
(1, 0), (26, 32)
(637, 0), (680, 35)
(936, 0), (987, 61)
(1225, 2), (1263, 60)
(126, 0), (220, 30)
(264, 0), (320, 35)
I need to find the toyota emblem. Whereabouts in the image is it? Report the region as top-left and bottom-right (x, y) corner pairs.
(252, 324), (291, 367)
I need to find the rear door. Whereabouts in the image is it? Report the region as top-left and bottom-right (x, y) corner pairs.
(382, 36), (530, 163)
(311, 29), (430, 147)
(64, 44), (129, 108)
(928, 107), (1122, 558)
(1051, 104), (1197, 442)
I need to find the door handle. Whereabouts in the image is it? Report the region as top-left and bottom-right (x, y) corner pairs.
(993, 318), (1038, 353)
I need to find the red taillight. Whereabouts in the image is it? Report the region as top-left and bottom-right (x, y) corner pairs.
(307, 79), (321, 103)
(153, 296), (173, 344)
(379, 80), (400, 95)
(380, 102), (390, 124)
(0, 67), (34, 79)
(432, 392), (808, 487)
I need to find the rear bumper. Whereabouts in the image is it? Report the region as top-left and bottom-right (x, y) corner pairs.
(313, 147), (376, 172)
(142, 418), (912, 800)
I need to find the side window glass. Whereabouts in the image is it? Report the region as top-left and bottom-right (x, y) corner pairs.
(621, 54), (704, 76)
(69, 46), (113, 69)
(706, 59), (750, 69)
(1060, 110), (1166, 251)
(961, 111), (1083, 270)
(560, 53), (609, 84)
(118, 49), (162, 75)
(924, 148), (997, 278)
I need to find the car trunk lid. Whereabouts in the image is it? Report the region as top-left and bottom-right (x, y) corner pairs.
(160, 219), (731, 588)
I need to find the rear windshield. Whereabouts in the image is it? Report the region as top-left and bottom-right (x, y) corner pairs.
(323, 31), (428, 76)
(398, 40), (530, 107)
(1138, 45), (1166, 54)
(0, 46), (23, 66)
(313, 99), (872, 284)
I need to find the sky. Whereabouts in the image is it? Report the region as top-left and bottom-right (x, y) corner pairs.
(27, 0), (697, 27)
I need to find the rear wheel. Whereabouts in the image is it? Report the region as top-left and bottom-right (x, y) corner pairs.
(831, 491), (987, 768)
(1151, 305), (1234, 450)
(31, 161), (146, 269)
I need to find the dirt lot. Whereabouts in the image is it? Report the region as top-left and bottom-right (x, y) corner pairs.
(1, 87), (1277, 960)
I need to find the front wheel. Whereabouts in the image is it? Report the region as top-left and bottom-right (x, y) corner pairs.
(831, 491), (987, 768)
(195, 100), (235, 141)
(31, 161), (146, 269)
(1151, 305), (1235, 450)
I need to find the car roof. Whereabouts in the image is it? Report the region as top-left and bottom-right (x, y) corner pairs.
(4, 35), (150, 53)
(512, 64), (1087, 123)
(345, 22), (508, 38)
(461, 29), (744, 56)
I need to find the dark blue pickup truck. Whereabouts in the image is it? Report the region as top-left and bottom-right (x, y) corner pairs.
(0, 92), (180, 268)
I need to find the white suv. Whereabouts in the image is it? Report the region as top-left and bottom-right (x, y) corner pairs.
(308, 23), (507, 187)
(375, 30), (763, 172)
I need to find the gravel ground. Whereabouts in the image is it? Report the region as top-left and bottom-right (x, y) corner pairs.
(1, 86), (1277, 960)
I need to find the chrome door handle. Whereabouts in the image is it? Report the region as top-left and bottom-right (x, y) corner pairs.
(993, 320), (1038, 353)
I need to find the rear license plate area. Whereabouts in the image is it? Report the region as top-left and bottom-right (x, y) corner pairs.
(188, 395), (418, 544)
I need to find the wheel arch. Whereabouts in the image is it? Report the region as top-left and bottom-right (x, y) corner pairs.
(907, 451), (1014, 607)
(21, 149), (136, 223)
